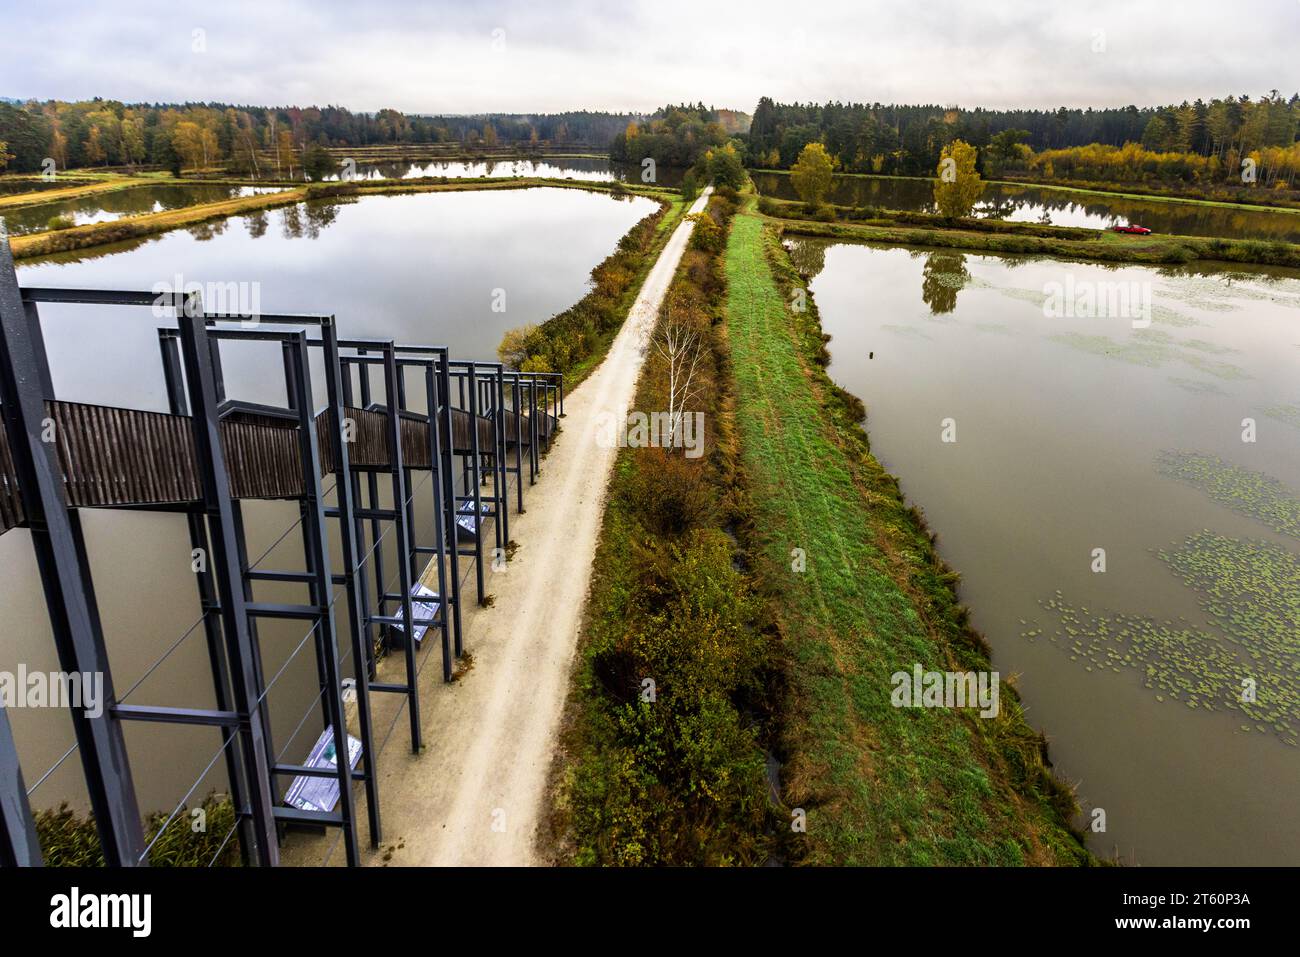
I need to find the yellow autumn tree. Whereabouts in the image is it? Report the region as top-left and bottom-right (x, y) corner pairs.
(790, 142), (834, 209)
(933, 139), (984, 218)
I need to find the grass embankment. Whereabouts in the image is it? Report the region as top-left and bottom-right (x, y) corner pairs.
(998, 175), (1300, 212)
(758, 195), (1300, 268)
(548, 192), (785, 865)
(724, 199), (1093, 865)
(0, 176), (144, 209)
(8, 186), (311, 258)
(752, 166), (1300, 213)
(8, 176), (677, 261)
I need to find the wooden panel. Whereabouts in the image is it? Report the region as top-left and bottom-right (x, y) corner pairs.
(220, 417), (304, 500)
(0, 416), (24, 532)
(0, 396), (517, 535)
(51, 400), (203, 508)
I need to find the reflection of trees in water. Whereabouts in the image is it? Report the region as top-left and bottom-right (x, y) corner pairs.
(918, 249), (969, 314)
(10, 186), (242, 234)
(244, 210), (269, 239)
(303, 200), (344, 238)
(980, 196), (1017, 220)
(277, 201), (346, 240)
(186, 217), (228, 241)
(785, 238), (827, 278)
(280, 204), (303, 239)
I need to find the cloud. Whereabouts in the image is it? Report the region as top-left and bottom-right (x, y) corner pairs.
(1, 0), (1296, 113)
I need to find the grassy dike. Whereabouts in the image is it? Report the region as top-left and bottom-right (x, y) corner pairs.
(723, 197), (1093, 865)
(758, 197), (1300, 269)
(751, 166), (1300, 213)
(7, 185), (311, 258)
(0, 177), (131, 208)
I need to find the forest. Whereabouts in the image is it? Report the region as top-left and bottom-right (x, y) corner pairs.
(745, 92), (1300, 187)
(5, 92), (1299, 192)
(0, 98), (643, 173)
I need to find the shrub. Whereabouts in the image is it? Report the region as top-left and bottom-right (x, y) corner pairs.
(34, 794), (241, 866)
(687, 212), (724, 254)
(497, 324), (537, 367)
(45, 214), (75, 230)
(680, 170), (698, 202)
(563, 192), (775, 866)
(627, 446), (713, 537)
(575, 530), (770, 865)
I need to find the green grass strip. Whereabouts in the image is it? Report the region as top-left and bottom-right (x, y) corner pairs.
(723, 203), (1092, 865)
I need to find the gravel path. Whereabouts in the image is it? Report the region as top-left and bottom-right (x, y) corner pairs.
(356, 187), (712, 866)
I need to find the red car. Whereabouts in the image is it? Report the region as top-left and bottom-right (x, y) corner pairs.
(1112, 224), (1152, 235)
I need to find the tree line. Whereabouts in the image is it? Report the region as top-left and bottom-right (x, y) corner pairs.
(745, 93), (1300, 187)
(608, 104), (749, 169)
(0, 98), (646, 174)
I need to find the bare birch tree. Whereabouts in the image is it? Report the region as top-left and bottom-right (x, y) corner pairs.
(652, 305), (705, 451)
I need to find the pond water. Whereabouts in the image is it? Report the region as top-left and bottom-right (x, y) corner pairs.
(0, 183), (286, 235)
(4, 186), (657, 830)
(18, 186), (657, 404)
(323, 155), (685, 188)
(790, 237), (1300, 865)
(754, 171), (1300, 243)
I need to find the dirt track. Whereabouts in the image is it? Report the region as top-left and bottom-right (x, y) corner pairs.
(350, 187), (712, 866)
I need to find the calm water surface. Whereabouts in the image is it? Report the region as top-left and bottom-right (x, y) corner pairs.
(792, 237), (1300, 864)
(754, 171), (1300, 242)
(18, 186), (656, 405)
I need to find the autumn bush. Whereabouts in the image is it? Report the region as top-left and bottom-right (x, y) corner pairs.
(555, 194), (778, 865)
(687, 211), (724, 253)
(628, 446), (713, 537)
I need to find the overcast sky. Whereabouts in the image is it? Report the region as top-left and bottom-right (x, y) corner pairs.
(2, 0), (1296, 115)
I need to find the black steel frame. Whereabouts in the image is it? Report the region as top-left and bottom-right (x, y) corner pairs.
(0, 238), (554, 868)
